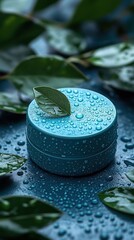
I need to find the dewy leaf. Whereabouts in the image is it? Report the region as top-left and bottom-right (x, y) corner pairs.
(0, 45), (35, 73)
(69, 0), (121, 25)
(0, 92), (28, 114)
(99, 65), (134, 92)
(33, 86), (71, 117)
(126, 169), (134, 182)
(8, 56), (87, 99)
(46, 25), (87, 55)
(0, 195), (62, 238)
(99, 187), (134, 215)
(0, 11), (44, 49)
(89, 42), (134, 68)
(0, 153), (27, 176)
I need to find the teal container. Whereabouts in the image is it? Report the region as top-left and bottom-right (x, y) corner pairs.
(27, 88), (117, 176)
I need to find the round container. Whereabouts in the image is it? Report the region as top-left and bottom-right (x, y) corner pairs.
(27, 88), (117, 176)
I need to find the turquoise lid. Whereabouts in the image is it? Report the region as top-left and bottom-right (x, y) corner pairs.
(27, 88), (117, 159)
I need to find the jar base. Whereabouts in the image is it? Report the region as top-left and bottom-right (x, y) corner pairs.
(27, 138), (117, 177)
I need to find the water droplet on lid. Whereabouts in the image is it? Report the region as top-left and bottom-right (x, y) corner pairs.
(75, 113), (84, 119)
(92, 95), (98, 100)
(74, 102), (79, 107)
(73, 89), (78, 94)
(96, 126), (102, 131)
(86, 92), (91, 96)
(67, 89), (72, 93)
(78, 97), (83, 102)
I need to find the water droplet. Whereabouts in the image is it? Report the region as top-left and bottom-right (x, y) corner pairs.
(125, 143), (134, 149)
(17, 141), (25, 146)
(78, 97), (83, 102)
(96, 126), (102, 131)
(121, 136), (131, 143)
(75, 113), (84, 119)
(93, 95), (98, 100)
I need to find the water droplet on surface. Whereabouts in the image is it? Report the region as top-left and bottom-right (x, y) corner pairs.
(125, 143), (134, 149)
(17, 141), (25, 146)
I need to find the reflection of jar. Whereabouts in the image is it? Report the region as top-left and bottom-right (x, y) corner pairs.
(27, 88), (117, 176)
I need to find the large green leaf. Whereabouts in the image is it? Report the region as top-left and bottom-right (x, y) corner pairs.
(89, 43), (134, 68)
(0, 153), (27, 176)
(46, 25), (87, 55)
(69, 0), (121, 25)
(0, 45), (34, 73)
(0, 11), (44, 49)
(99, 187), (134, 215)
(0, 195), (62, 238)
(99, 65), (134, 92)
(0, 92), (28, 114)
(8, 56), (87, 99)
(33, 86), (71, 117)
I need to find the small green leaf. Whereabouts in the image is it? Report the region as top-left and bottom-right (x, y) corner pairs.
(0, 92), (28, 114)
(69, 0), (121, 25)
(34, 86), (71, 117)
(126, 169), (134, 182)
(8, 56), (87, 99)
(99, 187), (134, 215)
(89, 42), (134, 68)
(46, 25), (87, 55)
(99, 65), (134, 92)
(0, 195), (62, 238)
(0, 45), (34, 73)
(0, 11), (44, 49)
(0, 153), (27, 176)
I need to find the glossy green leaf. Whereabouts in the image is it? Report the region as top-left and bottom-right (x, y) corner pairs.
(34, 86), (71, 117)
(46, 25), (87, 55)
(33, 0), (58, 12)
(89, 42), (134, 68)
(0, 92), (28, 114)
(0, 153), (27, 176)
(0, 45), (34, 73)
(126, 169), (134, 182)
(99, 187), (134, 215)
(99, 65), (134, 92)
(0, 195), (62, 238)
(0, 11), (44, 49)
(69, 0), (121, 25)
(9, 56), (87, 99)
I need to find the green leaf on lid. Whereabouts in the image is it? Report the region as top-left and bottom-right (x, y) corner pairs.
(99, 187), (134, 215)
(89, 42), (134, 68)
(126, 169), (134, 182)
(0, 195), (62, 238)
(99, 65), (134, 92)
(69, 0), (121, 25)
(8, 56), (87, 99)
(0, 153), (27, 176)
(0, 92), (28, 114)
(33, 86), (71, 117)
(46, 25), (87, 56)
